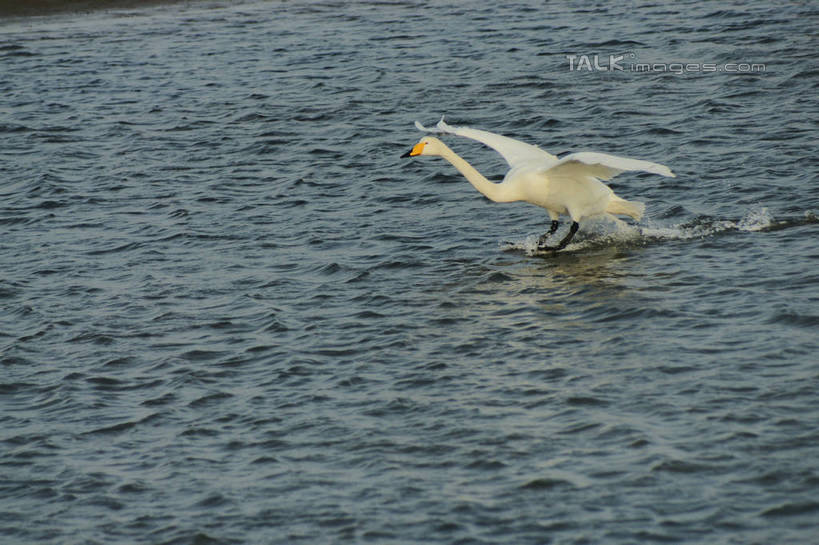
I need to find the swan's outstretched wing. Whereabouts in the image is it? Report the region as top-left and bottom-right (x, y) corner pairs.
(544, 151), (676, 180)
(415, 118), (558, 168)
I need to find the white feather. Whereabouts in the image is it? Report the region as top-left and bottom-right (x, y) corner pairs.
(415, 117), (557, 168)
(549, 151), (676, 179)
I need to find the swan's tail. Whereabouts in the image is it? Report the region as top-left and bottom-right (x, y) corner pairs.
(607, 195), (645, 221)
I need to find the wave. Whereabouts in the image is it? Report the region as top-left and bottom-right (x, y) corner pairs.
(502, 208), (817, 255)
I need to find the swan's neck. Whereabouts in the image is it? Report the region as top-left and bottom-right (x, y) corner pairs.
(439, 144), (515, 203)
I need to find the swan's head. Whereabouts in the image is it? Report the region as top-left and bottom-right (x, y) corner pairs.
(400, 136), (446, 158)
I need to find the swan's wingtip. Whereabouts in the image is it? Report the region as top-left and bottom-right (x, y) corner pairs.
(415, 120), (439, 132)
(436, 117), (452, 132)
(654, 164), (675, 178)
(415, 117), (451, 133)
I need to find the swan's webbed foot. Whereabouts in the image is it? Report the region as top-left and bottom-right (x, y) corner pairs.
(537, 221), (579, 253)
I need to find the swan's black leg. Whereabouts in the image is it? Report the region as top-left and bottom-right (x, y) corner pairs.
(539, 221), (578, 252)
(537, 220), (560, 246)
(552, 221), (579, 251)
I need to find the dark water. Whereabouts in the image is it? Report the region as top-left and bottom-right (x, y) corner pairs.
(2, 1), (818, 543)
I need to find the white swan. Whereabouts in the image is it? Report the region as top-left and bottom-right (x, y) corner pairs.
(401, 118), (675, 252)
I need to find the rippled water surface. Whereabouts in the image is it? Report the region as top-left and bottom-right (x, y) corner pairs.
(2, 1), (818, 543)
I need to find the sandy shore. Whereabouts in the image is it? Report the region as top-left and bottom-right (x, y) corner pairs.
(0, 0), (199, 17)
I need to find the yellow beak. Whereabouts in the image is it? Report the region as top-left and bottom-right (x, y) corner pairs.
(400, 141), (425, 158)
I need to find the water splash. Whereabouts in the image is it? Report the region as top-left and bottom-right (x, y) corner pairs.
(502, 208), (815, 255)
(500, 216), (644, 255)
(642, 207), (774, 242)
(736, 207), (774, 232)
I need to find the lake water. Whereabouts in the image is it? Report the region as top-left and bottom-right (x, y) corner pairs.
(2, 1), (818, 543)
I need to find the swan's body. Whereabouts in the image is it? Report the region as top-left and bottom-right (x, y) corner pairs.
(401, 119), (675, 252)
